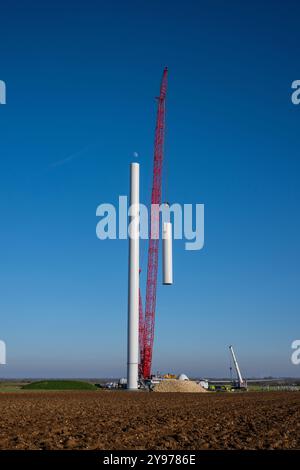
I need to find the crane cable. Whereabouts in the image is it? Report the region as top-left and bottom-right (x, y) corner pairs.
(163, 99), (169, 206)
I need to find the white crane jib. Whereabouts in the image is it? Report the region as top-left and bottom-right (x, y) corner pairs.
(229, 345), (244, 386)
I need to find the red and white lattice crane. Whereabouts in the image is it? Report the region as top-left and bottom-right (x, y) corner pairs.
(139, 67), (168, 379)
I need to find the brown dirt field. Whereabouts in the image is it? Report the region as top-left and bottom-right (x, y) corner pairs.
(0, 391), (299, 450)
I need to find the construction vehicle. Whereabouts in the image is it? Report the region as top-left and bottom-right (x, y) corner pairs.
(163, 373), (177, 379)
(208, 383), (232, 392)
(229, 345), (247, 390)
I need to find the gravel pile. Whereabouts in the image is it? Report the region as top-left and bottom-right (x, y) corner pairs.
(153, 380), (206, 393)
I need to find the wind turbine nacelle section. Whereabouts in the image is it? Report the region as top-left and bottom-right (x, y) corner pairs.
(162, 222), (173, 285)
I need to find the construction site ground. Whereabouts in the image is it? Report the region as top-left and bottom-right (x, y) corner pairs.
(0, 391), (299, 450)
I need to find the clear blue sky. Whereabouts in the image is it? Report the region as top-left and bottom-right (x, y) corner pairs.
(0, 1), (299, 378)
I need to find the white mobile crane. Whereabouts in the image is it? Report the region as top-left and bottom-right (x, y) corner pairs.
(229, 345), (247, 390)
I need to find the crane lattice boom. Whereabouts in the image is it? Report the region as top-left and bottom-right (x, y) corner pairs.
(139, 67), (168, 379)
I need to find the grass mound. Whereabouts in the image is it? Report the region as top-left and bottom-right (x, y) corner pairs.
(22, 380), (97, 391)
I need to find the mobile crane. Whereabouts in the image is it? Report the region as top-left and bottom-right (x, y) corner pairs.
(229, 345), (247, 390)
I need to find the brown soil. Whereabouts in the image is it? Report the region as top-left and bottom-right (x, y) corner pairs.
(0, 391), (299, 450)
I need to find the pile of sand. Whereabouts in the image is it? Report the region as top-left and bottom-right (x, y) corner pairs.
(153, 380), (206, 393)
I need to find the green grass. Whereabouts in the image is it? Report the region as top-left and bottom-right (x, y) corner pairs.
(0, 381), (30, 392)
(22, 380), (97, 391)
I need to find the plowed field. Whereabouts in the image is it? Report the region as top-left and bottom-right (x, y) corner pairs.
(0, 391), (299, 450)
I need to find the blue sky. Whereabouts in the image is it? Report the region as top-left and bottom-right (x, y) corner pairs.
(0, 0), (299, 378)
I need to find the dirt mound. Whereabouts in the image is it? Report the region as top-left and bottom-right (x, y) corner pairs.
(153, 379), (206, 393)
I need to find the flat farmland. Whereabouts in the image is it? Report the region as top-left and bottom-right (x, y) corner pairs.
(0, 391), (299, 450)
